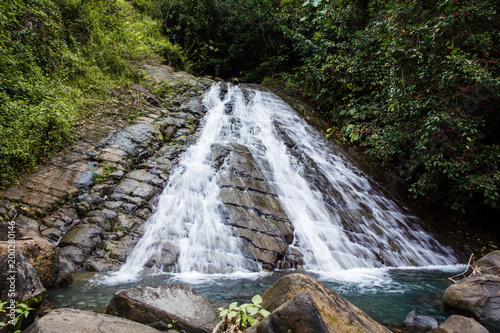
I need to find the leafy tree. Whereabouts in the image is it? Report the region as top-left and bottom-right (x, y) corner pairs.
(158, 0), (499, 222)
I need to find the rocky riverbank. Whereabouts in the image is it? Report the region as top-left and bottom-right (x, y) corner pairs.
(0, 64), (212, 276)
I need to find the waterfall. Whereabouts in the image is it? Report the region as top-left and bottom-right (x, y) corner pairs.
(107, 84), (457, 283)
(246, 91), (457, 271)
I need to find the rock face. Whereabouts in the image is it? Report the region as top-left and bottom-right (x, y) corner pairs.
(0, 64), (214, 273)
(403, 310), (438, 331)
(0, 69), (312, 275)
(248, 273), (390, 333)
(434, 315), (489, 333)
(0, 251), (46, 331)
(106, 283), (218, 333)
(0, 236), (58, 288)
(213, 143), (297, 270)
(0, 250), (46, 303)
(23, 308), (162, 333)
(443, 274), (500, 329)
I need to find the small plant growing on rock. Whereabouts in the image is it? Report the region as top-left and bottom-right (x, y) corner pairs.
(0, 295), (41, 333)
(216, 295), (270, 332)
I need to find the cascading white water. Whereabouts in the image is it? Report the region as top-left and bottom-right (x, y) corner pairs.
(109, 86), (259, 282)
(245, 91), (457, 272)
(108, 84), (457, 283)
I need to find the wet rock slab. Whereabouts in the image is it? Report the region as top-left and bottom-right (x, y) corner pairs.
(443, 273), (500, 329)
(212, 143), (298, 270)
(106, 283), (218, 333)
(245, 273), (391, 333)
(23, 308), (162, 333)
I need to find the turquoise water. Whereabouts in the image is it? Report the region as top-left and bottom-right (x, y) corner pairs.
(48, 266), (463, 328)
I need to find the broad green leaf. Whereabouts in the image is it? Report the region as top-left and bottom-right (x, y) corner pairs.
(247, 306), (258, 316)
(251, 294), (262, 305)
(259, 309), (271, 317)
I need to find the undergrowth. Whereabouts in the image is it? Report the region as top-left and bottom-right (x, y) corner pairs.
(0, 0), (181, 189)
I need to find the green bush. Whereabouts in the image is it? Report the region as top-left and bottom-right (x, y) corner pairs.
(160, 0), (294, 81)
(280, 0), (499, 216)
(0, 0), (180, 189)
(156, 0), (499, 219)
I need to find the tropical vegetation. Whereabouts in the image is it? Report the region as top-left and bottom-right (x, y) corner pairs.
(159, 0), (499, 222)
(1, 0), (498, 224)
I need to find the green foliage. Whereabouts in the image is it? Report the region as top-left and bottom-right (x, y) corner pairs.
(156, 0), (499, 219)
(0, 0), (180, 189)
(218, 295), (271, 330)
(2, 0), (498, 220)
(160, 0), (294, 81)
(281, 0), (499, 217)
(0, 295), (43, 333)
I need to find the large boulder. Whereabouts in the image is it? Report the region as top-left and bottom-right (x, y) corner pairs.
(443, 274), (500, 328)
(244, 290), (329, 333)
(23, 308), (162, 333)
(0, 236), (58, 288)
(434, 315), (488, 333)
(0, 250), (46, 302)
(249, 273), (390, 333)
(0, 250), (46, 331)
(477, 250), (500, 275)
(106, 283), (218, 333)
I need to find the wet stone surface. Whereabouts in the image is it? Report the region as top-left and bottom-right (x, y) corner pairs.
(212, 143), (298, 270)
(0, 68), (302, 276)
(0, 65), (214, 273)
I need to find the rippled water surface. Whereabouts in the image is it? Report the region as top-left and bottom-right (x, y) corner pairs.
(49, 266), (462, 327)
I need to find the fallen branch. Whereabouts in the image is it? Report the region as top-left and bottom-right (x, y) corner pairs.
(448, 253), (482, 283)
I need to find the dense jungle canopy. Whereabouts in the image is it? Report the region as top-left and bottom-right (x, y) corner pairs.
(1, 0), (499, 225)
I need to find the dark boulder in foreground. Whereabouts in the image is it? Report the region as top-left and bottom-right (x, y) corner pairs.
(106, 283), (218, 333)
(0, 236), (58, 288)
(443, 274), (500, 329)
(244, 273), (391, 333)
(0, 250), (46, 331)
(23, 308), (162, 333)
(244, 290), (329, 333)
(0, 250), (46, 303)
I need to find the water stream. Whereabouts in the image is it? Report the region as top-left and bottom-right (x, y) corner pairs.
(67, 83), (467, 325)
(105, 83), (458, 284)
(50, 267), (461, 328)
